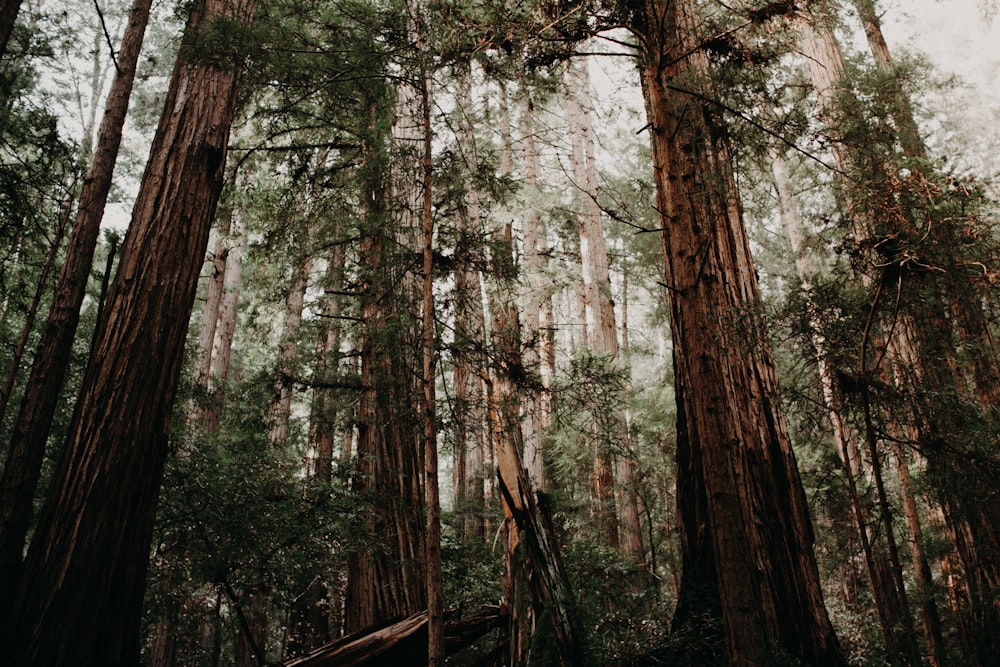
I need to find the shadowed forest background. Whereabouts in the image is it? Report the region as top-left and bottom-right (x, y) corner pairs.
(1, 0), (999, 665)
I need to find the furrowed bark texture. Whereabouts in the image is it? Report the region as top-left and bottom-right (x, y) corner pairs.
(346, 80), (426, 632)
(3, 0), (255, 661)
(0, 0), (152, 614)
(632, 1), (844, 664)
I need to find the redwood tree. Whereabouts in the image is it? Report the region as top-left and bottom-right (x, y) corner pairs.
(2, 0), (257, 661)
(622, 0), (845, 663)
(0, 0), (153, 613)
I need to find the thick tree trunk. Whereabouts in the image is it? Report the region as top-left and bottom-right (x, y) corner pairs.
(631, 1), (845, 664)
(0, 0), (151, 615)
(345, 80), (426, 633)
(2, 0), (255, 661)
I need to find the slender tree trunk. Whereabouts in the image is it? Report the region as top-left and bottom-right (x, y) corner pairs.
(452, 59), (488, 541)
(412, 7), (443, 662)
(851, 0), (926, 161)
(565, 59), (621, 546)
(772, 146), (928, 665)
(799, 6), (998, 662)
(0, 187), (72, 426)
(192, 202), (234, 396)
(205, 212), (245, 431)
(517, 83), (548, 490)
(617, 269), (645, 562)
(0, 0), (152, 622)
(630, 1), (845, 663)
(267, 235), (315, 448)
(308, 236), (347, 484)
(487, 220), (583, 667)
(2, 0), (255, 660)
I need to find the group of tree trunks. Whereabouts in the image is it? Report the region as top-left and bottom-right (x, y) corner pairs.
(0, 0), (997, 665)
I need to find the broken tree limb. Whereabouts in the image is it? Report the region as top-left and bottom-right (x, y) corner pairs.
(282, 606), (504, 667)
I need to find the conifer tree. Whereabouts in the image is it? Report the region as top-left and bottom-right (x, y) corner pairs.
(2, 0), (257, 660)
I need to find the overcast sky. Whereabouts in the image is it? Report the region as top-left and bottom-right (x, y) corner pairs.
(875, 0), (999, 89)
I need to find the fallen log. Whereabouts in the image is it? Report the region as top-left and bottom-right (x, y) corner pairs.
(283, 606), (504, 667)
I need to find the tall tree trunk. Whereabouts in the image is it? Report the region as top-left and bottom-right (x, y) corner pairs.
(192, 200), (234, 400)
(517, 83), (548, 490)
(0, 0), (152, 622)
(345, 77), (426, 633)
(772, 146), (929, 665)
(412, 6), (443, 662)
(798, 5), (998, 662)
(308, 235), (347, 484)
(565, 59), (621, 547)
(851, 0), (926, 161)
(2, 0), (255, 660)
(617, 268), (645, 563)
(629, 1), (845, 663)
(0, 187), (72, 426)
(205, 212), (245, 432)
(451, 59), (488, 542)
(267, 234), (315, 449)
(487, 220), (583, 667)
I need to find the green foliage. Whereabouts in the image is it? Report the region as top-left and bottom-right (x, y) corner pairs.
(563, 540), (670, 665)
(148, 374), (357, 663)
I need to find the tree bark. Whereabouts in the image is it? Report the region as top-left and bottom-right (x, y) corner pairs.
(204, 211), (245, 431)
(0, 0), (152, 625)
(267, 231), (315, 448)
(451, 59), (488, 542)
(629, 1), (845, 663)
(345, 76), (426, 633)
(565, 59), (622, 547)
(2, 0), (255, 660)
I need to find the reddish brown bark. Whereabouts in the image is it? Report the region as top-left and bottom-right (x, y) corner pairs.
(629, 1), (845, 663)
(345, 83), (426, 633)
(2, 0), (255, 660)
(0, 0), (152, 624)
